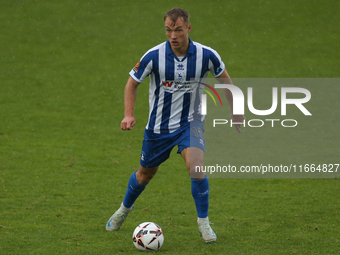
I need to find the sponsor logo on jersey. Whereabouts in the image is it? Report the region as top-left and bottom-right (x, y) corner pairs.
(162, 80), (193, 91)
(133, 61), (141, 73)
(162, 81), (173, 87)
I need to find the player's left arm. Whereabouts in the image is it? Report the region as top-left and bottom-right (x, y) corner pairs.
(216, 69), (245, 133)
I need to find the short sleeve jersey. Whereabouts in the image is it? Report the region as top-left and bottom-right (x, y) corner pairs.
(129, 39), (225, 134)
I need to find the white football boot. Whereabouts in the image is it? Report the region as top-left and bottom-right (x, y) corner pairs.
(106, 203), (133, 231)
(198, 218), (217, 243)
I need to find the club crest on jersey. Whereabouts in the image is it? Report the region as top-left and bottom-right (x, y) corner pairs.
(175, 71), (185, 82)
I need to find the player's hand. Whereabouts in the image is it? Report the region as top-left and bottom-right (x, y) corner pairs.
(121, 116), (136, 130)
(231, 114), (245, 133)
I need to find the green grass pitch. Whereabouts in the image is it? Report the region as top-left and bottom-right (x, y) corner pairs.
(0, 0), (339, 254)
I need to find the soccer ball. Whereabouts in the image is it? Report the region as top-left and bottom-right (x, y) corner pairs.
(132, 222), (164, 251)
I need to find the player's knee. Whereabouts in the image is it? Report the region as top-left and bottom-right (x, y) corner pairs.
(136, 167), (157, 185)
(138, 174), (153, 185)
(189, 169), (206, 181)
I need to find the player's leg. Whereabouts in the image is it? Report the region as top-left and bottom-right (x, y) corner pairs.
(180, 124), (209, 219)
(181, 147), (210, 219)
(106, 129), (175, 231)
(181, 147), (209, 218)
(181, 147), (217, 243)
(178, 122), (217, 243)
(122, 165), (159, 208)
(106, 165), (158, 231)
(181, 146), (205, 180)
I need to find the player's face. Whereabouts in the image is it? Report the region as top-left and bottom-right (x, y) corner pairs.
(165, 17), (191, 55)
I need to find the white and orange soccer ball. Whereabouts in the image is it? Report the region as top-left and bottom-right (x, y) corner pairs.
(132, 222), (164, 251)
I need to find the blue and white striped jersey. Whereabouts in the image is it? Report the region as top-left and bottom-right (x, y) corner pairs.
(129, 39), (225, 134)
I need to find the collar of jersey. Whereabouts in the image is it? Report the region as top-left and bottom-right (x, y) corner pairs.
(166, 38), (196, 61)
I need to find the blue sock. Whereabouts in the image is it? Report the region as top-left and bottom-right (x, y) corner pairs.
(122, 170), (147, 208)
(191, 176), (209, 218)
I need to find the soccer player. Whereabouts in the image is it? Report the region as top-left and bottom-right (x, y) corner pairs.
(106, 7), (244, 243)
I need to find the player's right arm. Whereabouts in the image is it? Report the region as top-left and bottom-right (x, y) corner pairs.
(121, 77), (140, 130)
